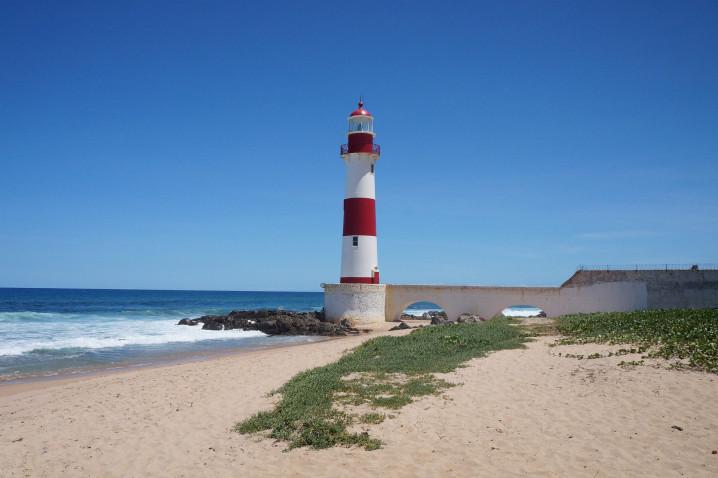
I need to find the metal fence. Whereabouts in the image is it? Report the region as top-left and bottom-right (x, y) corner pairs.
(577, 264), (718, 271)
(340, 144), (381, 156)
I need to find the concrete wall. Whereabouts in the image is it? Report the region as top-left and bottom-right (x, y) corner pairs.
(323, 283), (386, 326)
(323, 269), (718, 325)
(563, 270), (718, 309)
(383, 282), (647, 322)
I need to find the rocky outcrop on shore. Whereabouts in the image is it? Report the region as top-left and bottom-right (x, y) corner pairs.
(389, 321), (412, 331)
(179, 308), (490, 337)
(400, 310), (448, 322)
(177, 309), (364, 336)
(398, 310), (486, 325)
(457, 313), (485, 323)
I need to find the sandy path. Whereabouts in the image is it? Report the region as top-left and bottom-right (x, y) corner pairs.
(1, 330), (716, 477)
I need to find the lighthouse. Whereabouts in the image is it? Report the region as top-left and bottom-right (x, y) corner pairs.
(322, 101), (386, 324)
(339, 100), (380, 284)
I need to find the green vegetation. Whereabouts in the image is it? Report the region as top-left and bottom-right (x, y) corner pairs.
(555, 309), (718, 373)
(558, 347), (646, 360)
(235, 318), (527, 450)
(520, 321), (559, 337)
(335, 371), (451, 410)
(618, 360), (645, 367)
(359, 413), (386, 425)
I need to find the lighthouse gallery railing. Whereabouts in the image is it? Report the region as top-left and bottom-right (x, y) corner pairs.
(340, 144), (381, 155)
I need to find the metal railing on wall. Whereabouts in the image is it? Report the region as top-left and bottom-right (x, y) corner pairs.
(577, 264), (718, 271)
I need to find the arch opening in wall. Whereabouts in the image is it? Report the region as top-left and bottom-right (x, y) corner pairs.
(401, 301), (446, 322)
(501, 304), (547, 318)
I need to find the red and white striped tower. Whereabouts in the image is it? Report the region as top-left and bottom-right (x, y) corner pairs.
(339, 100), (380, 284)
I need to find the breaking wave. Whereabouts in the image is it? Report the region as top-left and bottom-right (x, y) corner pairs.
(0, 312), (265, 357)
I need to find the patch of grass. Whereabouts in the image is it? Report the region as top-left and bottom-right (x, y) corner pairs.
(555, 309), (718, 373)
(234, 318), (527, 450)
(558, 347), (648, 360)
(618, 360), (645, 367)
(337, 372), (452, 409)
(520, 321), (559, 337)
(563, 353), (584, 360)
(360, 413), (386, 424)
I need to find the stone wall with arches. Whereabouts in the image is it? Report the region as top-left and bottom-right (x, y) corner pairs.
(325, 281), (648, 325)
(324, 269), (718, 326)
(383, 282), (648, 322)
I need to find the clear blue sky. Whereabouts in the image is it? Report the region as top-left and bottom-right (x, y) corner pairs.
(1, 1), (716, 291)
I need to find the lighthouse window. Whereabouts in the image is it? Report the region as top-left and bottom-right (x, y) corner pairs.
(349, 118), (373, 133)
(370, 164), (374, 173)
(352, 236), (358, 247)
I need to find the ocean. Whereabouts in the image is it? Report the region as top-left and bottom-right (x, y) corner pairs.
(0, 288), (329, 382)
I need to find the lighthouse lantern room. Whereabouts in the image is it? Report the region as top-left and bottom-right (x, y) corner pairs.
(339, 100), (380, 284)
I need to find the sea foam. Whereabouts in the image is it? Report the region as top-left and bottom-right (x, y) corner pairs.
(0, 312), (265, 357)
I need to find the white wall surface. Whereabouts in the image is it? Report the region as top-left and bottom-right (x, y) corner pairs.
(340, 235), (378, 279)
(323, 282), (648, 324)
(384, 282), (648, 321)
(323, 283), (386, 325)
(343, 154), (376, 199)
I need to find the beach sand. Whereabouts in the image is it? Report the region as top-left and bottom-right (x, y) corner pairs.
(1, 325), (717, 477)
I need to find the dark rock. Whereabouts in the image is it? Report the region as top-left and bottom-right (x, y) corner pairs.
(401, 310), (447, 321)
(389, 321), (411, 331)
(457, 313), (483, 324)
(423, 310), (447, 321)
(431, 314), (449, 325)
(177, 309), (361, 337)
(537, 311), (548, 318)
(201, 317), (224, 330)
(428, 310), (450, 325)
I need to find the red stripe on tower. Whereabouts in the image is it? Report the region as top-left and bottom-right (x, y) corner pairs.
(343, 198), (376, 236)
(339, 100), (380, 284)
(339, 277), (376, 284)
(347, 133), (375, 154)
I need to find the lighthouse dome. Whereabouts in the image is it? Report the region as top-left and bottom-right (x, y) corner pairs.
(350, 100), (372, 117)
(347, 100), (374, 134)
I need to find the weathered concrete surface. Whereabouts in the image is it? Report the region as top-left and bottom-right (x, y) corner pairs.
(383, 282), (647, 322)
(562, 270), (718, 309)
(323, 269), (718, 325)
(324, 281), (648, 323)
(323, 283), (386, 325)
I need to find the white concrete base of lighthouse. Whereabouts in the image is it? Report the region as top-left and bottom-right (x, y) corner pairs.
(322, 283), (386, 326)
